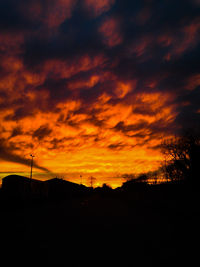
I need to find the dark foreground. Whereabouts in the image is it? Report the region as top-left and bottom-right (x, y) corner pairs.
(0, 183), (199, 266)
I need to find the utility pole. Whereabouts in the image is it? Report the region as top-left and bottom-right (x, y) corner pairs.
(30, 154), (35, 179)
(90, 176), (96, 188)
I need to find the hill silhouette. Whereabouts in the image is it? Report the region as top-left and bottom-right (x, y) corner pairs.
(0, 174), (199, 266)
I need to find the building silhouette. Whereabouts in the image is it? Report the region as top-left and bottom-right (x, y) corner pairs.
(2, 175), (88, 199)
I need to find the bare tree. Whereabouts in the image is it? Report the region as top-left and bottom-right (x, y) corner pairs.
(161, 132), (200, 183)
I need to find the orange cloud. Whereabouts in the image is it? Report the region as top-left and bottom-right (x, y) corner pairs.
(175, 19), (200, 55)
(159, 19), (200, 60)
(0, 33), (24, 54)
(43, 54), (106, 79)
(115, 81), (136, 98)
(44, 0), (77, 28)
(99, 17), (123, 47)
(185, 73), (200, 91)
(22, 0), (77, 29)
(84, 0), (115, 17)
(68, 75), (100, 90)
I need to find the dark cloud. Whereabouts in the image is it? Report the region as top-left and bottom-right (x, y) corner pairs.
(16, 0), (199, 124)
(33, 125), (52, 141)
(113, 120), (148, 134)
(174, 86), (200, 131)
(79, 83), (104, 104)
(38, 77), (72, 103)
(108, 142), (129, 150)
(5, 106), (34, 121)
(49, 137), (73, 150)
(0, 0), (39, 32)
(9, 126), (23, 138)
(0, 138), (49, 172)
(85, 114), (106, 127)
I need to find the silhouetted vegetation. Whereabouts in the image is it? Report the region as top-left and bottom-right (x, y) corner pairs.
(122, 174), (148, 191)
(161, 132), (200, 185)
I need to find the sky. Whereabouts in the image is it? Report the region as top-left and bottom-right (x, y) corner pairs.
(0, 0), (200, 187)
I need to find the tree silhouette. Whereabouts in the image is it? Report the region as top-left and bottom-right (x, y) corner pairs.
(161, 132), (200, 184)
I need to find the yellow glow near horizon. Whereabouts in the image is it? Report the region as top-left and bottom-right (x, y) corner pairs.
(0, 83), (174, 188)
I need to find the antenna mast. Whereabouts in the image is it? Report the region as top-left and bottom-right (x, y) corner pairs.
(90, 176), (96, 188)
(30, 154), (35, 179)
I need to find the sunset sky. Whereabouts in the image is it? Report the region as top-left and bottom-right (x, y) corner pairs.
(0, 0), (200, 187)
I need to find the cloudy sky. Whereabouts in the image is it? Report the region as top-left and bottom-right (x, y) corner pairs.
(0, 0), (200, 187)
